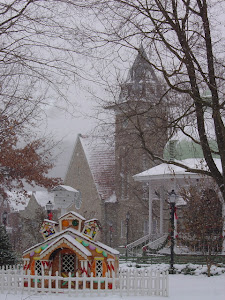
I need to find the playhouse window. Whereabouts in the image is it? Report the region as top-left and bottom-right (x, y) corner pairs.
(35, 260), (42, 275)
(96, 260), (103, 277)
(62, 254), (75, 273)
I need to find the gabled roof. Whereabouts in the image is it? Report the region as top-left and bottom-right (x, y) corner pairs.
(79, 136), (115, 201)
(23, 227), (120, 256)
(39, 234), (92, 259)
(59, 211), (86, 221)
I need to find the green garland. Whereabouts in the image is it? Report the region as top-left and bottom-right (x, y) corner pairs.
(143, 235), (169, 254)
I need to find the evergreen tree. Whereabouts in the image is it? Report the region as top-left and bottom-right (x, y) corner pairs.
(0, 225), (16, 266)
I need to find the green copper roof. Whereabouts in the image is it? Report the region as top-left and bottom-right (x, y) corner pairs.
(163, 139), (219, 160)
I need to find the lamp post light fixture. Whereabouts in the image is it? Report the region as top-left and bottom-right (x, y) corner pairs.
(169, 190), (177, 274)
(46, 200), (53, 220)
(125, 211), (130, 258)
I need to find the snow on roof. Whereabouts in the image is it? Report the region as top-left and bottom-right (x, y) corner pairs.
(58, 210), (86, 221)
(133, 158), (222, 181)
(80, 135), (115, 201)
(105, 192), (117, 203)
(7, 190), (54, 211)
(23, 227), (119, 256)
(40, 234), (92, 258)
(52, 185), (79, 192)
(43, 219), (58, 225)
(94, 240), (120, 255)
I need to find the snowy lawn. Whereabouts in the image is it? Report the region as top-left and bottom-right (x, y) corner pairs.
(0, 264), (224, 300)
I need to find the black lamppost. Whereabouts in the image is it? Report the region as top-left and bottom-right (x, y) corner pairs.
(125, 211), (130, 258)
(109, 221), (113, 247)
(169, 190), (177, 274)
(46, 200), (53, 220)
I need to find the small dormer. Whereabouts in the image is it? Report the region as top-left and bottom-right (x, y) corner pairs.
(58, 211), (86, 232)
(40, 219), (59, 240)
(82, 219), (101, 241)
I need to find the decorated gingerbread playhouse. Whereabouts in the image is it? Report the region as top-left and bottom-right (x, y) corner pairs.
(22, 211), (119, 286)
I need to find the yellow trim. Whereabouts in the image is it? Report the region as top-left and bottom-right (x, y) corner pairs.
(94, 257), (104, 261)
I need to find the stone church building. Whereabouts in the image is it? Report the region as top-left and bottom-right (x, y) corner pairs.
(64, 47), (169, 251)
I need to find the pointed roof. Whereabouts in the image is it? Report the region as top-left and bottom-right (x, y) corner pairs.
(23, 227), (120, 256)
(39, 234), (92, 259)
(59, 210), (86, 221)
(118, 46), (161, 104)
(77, 135), (116, 201)
(127, 45), (158, 84)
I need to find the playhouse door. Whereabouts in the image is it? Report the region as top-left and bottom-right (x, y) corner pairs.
(61, 253), (76, 288)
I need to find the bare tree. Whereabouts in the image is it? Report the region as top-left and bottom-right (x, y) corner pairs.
(0, 1), (92, 192)
(78, 1), (225, 203)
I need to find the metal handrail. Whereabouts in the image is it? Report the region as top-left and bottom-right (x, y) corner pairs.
(127, 233), (166, 253)
(143, 234), (168, 250)
(126, 234), (150, 250)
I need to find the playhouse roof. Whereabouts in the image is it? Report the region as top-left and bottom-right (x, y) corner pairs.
(39, 234), (92, 259)
(23, 227), (119, 256)
(58, 211), (86, 221)
(42, 219), (58, 225)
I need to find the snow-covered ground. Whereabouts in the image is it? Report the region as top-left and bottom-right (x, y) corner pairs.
(0, 264), (224, 300)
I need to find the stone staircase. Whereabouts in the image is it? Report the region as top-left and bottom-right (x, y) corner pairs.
(126, 233), (168, 256)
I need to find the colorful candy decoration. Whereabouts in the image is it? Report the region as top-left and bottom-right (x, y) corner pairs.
(34, 248), (42, 254)
(41, 244), (48, 250)
(40, 220), (57, 240)
(62, 220), (69, 227)
(89, 244), (96, 251)
(102, 251), (107, 257)
(72, 219), (79, 226)
(96, 248), (103, 254)
(82, 241), (89, 247)
(30, 251), (35, 257)
(76, 238), (82, 243)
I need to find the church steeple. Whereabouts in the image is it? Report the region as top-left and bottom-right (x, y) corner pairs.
(119, 46), (160, 103)
(127, 45), (157, 83)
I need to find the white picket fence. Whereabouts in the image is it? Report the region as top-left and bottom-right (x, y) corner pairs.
(0, 265), (168, 297)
